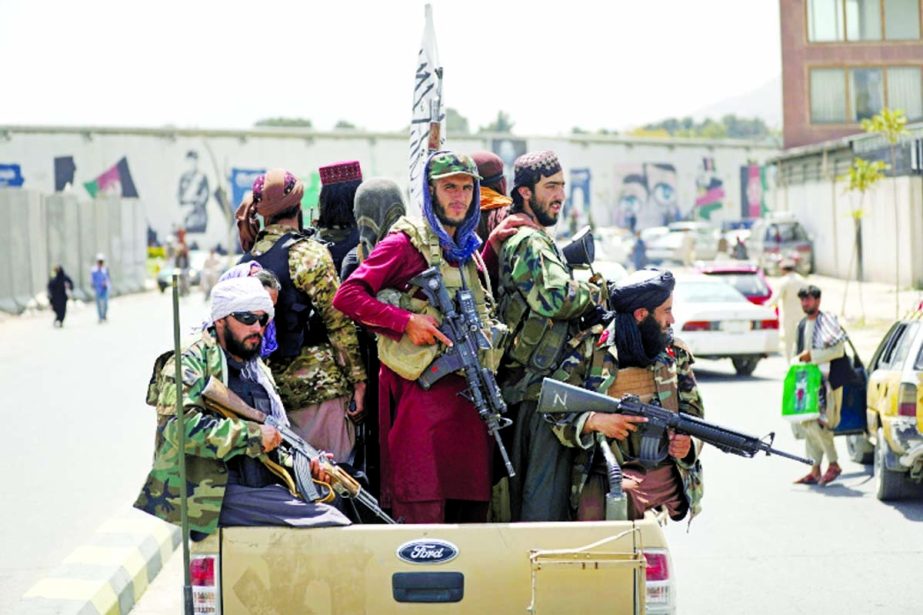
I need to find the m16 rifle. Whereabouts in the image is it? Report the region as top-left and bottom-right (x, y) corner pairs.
(201, 378), (397, 524)
(537, 378), (814, 466)
(409, 266), (516, 478)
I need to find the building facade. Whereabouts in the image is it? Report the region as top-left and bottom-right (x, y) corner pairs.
(781, 0), (923, 149)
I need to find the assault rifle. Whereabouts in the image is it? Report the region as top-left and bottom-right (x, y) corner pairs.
(201, 378), (397, 524)
(409, 266), (516, 478)
(537, 378), (814, 466)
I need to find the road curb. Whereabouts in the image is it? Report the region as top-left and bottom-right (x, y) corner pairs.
(13, 509), (179, 615)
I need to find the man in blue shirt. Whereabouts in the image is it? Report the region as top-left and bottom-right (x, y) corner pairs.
(90, 254), (111, 323)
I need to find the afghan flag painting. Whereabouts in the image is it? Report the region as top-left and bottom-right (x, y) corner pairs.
(84, 157), (139, 198)
(694, 157), (725, 220)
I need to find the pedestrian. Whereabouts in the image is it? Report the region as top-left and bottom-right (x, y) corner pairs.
(550, 268), (704, 522)
(766, 258), (808, 361)
(47, 265), (73, 327)
(495, 149), (604, 522)
(200, 248), (223, 300)
(333, 150), (500, 524)
(175, 229), (191, 296)
(135, 276), (350, 538)
(90, 254), (111, 323)
(630, 230), (647, 271)
(793, 285), (849, 486)
(680, 231), (696, 267)
(317, 160), (363, 276)
(236, 169), (367, 464)
(732, 236), (748, 260)
(472, 150), (512, 244)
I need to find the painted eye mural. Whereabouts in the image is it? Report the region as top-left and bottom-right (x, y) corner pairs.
(613, 162), (680, 231)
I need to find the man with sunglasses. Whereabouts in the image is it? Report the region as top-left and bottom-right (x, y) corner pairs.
(236, 169), (367, 464)
(136, 277), (350, 538)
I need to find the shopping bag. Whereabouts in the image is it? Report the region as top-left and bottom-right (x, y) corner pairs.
(782, 363), (822, 423)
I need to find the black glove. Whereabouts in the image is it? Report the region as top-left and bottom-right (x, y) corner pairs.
(579, 305), (614, 330)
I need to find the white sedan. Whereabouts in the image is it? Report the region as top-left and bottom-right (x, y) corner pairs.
(672, 275), (779, 376)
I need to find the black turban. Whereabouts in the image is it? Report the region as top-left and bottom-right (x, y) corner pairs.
(610, 268), (675, 313)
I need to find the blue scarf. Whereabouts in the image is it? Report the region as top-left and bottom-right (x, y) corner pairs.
(421, 151), (482, 264)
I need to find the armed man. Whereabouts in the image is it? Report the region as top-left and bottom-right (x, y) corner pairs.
(333, 151), (510, 524)
(548, 268), (704, 522)
(236, 169), (366, 463)
(496, 149), (604, 522)
(135, 277), (350, 538)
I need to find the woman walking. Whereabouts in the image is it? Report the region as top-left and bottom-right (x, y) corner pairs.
(47, 265), (73, 327)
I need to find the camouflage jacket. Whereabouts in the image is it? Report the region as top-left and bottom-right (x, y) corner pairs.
(134, 330), (272, 536)
(550, 322), (705, 520)
(496, 226), (601, 402)
(253, 224), (366, 407)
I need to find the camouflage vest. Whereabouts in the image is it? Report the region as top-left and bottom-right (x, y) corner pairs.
(376, 216), (504, 381)
(497, 227), (573, 401)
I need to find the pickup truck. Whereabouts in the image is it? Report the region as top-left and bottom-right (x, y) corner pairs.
(189, 514), (674, 614)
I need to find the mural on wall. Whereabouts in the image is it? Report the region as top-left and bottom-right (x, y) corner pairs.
(565, 168), (592, 233)
(177, 150), (210, 233)
(490, 138), (527, 194)
(230, 167), (266, 211)
(740, 164), (769, 218)
(83, 157), (139, 198)
(54, 156), (76, 191)
(613, 162), (680, 230)
(0, 164), (25, 187)
(694, 157), (725, 220)
(302, 171), (322, 222)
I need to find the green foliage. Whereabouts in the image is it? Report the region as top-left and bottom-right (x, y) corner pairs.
(641, 114), (775, 140)
(446, 107), (470, 134)
(860, 108), (908, 144)
(842, 157), (888, 219)
(253, 117), (313, 128)
(334, 120), (357, 130)
(479, 110), (515, 134)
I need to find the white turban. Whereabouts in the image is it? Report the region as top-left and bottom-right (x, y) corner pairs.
(209, 277), (274, 325)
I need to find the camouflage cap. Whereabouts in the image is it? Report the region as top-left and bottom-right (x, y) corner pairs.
(428, 152), (482, 181)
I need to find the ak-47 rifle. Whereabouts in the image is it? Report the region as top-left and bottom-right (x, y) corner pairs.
(537, 378), (814, 466)
(201, 378), (397, 524)
(410, 266), (516, 478)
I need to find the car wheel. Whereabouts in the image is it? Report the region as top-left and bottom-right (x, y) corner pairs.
(731, 356), (759, 376)
(846, 433), (874, 465)
(874, 427), (911, 501)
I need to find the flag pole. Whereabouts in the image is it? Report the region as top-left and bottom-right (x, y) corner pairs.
(173, 272), (193, 615)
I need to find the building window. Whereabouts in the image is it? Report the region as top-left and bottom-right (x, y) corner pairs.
(887, 67), (923, 119)
(850, 68), (885, 120)
(810, 65), (922, 123)
(808, 0), (921, 41)
(810, 69), (848, 122)
(884, 0), (921, 39)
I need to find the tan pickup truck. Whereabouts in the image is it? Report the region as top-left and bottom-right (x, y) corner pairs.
(189, 514), (674, 614)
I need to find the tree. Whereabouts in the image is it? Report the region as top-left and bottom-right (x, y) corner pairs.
(479, 110), (515, 134)
(254, 117), (313, 128)
(860, 108), (908, 319)
(640, 114), (774, 140)
(571, 126), (589, 135)
(334, 120), (357, 130)
(841, 157), (888, 322)
(446, 107), (470, 134)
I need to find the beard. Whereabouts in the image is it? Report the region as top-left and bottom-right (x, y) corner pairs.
(531, 193), (562, 227)
(225, 329), (263, 361)
(639, 314), (671, 359)
(433, 194), (465, 228)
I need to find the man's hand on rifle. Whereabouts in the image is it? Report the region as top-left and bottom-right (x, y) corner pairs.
(668, 431), (692, 460)
(309, 453), (334, 484)
(583, 412), (647, 440)
(260, 424), (282, 452)
(347, 381), (366, 424)
(405, 313), (453, 347)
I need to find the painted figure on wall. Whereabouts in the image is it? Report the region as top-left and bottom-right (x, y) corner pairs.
(177, 150), (210, 233)
(613, 162), (679, 230)
(694, 157), (725, 221)
(565, 168), (592, 236)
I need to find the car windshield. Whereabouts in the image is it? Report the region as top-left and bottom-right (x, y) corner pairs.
(675, 280), (749, 303)
(704, 272), (769, 296)
(765, 223), (807, 243)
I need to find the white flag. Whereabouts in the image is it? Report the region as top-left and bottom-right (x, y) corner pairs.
(408, 3), (445, 213)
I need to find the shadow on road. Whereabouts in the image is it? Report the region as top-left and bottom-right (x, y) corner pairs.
(692, 369), (776, 383)
(891, 499), (923, 521)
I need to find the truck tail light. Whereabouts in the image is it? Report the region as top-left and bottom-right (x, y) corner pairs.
(752, 319), (779, 330)
(643, 549), (675, 613)
(898, 383), (918, 417)
(682, 321), (714, 331)
(190, 554), (221, 615)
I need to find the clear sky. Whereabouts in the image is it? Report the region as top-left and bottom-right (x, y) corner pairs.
(0, 0), (781, 134)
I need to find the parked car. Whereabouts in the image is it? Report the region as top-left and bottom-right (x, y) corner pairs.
(672, 275), (779, 376)
(695, 263), (773, 307)
(849, 311), (923, 500)
(646, 222), (720, 265)
(748, 215), (814, 276)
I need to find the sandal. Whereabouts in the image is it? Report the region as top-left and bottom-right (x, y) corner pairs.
(794, 472), (819, 485)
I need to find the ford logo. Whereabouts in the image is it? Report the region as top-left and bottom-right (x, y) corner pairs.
(396, 539), (459, 565)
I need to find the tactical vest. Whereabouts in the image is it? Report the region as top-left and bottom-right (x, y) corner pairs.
(376, 216), (504, 381)
(240, 231), (328, 359)
(497, 227), (573, 379)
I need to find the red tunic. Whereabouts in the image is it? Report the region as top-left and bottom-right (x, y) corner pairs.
(332, 232), (492, 509)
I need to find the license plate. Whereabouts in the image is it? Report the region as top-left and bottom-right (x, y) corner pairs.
(720, 320), (749, 333)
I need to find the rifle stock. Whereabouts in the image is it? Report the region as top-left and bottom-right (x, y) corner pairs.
(202, 378), (268, 423)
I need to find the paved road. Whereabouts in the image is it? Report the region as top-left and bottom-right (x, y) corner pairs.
(0, 288), (211, 613)
(665, 354), (923, 615)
